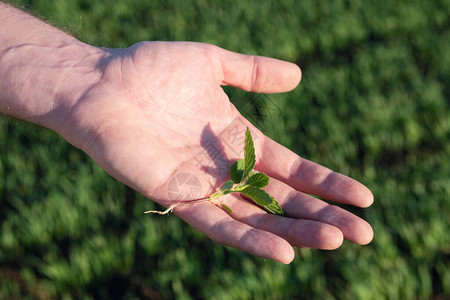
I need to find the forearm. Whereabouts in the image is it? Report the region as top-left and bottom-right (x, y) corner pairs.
(0, 2), (105, 133)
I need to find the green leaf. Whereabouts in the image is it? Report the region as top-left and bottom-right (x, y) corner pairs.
(221, 204), (233, 214)
(220, 180), (234, 190)
(230, 159), (245, 183)
(240, 186), (284, 215)
(245, 172), (269, 188)
(243, 128), (256, 179)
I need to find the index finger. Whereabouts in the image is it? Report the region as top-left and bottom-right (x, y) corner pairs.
(256, 137), (374, 207)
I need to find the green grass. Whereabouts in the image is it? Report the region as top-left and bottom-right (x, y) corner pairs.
(1, 0), (449, 299)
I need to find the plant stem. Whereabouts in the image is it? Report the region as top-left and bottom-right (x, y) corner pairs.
(145, 182), (249, 215)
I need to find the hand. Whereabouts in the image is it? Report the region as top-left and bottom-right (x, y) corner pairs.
(61, 41), (373, 264)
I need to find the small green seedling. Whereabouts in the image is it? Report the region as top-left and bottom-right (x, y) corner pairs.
(146, 127), (284, 215)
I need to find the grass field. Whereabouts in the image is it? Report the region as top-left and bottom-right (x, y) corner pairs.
(1, 0), (449, 299)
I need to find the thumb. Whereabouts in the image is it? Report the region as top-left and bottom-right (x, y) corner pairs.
(213, 47), (302, 93)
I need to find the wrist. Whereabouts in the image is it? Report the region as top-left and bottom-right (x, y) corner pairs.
(0, 40), (107, 131)
(0, 3), (109, 136)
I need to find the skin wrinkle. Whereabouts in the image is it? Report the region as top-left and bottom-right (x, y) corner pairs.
(284, 189), (340, 222)
(253, 212), (273, 229)
(151, 128), (240, 204)
(256, 56), (269, 92)
(286, 221), (302, 247)
(286, 190), (326, 217)
(150, 150), (206, 203)
(286, 220), (304, 247)
(239, 227), (287, 259)
(287, 151), (303, 181)
(250, 55), (259, 91)
(137, 79), (218, 144)
(299, 220), (342, 249)
(263, 215), (294, 237)
(217, 47), (235, 87)
(149, 106), (194, 139)
(217, 193), (240, 212)
(207, 213), (236, 244)
(60, 71), (107, 138)
(304, 162), (331, 187)
(55, 50), (107, 130)
(207, 45), (226, 84)
(149, 77), (220, 124)
(283, 189), (302, 215)
(317, 205), (346, 226)
(130, 50), (156, 108)
(320, 172), (341, 194)
(143, 156), (187, 201)
(149, 122), (238, 203)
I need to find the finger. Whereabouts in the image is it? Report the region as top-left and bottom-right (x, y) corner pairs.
(173, 201), (295, 264)
(213, 47), (302, 93)
(263, 177), (374, 245)
(256, 137), (374, 208)
(224, 195), (345, 249)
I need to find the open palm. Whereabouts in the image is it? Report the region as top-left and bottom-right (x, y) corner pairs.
(65, 41), (373, 263)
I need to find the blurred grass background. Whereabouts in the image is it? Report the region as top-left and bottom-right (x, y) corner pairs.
(1, 0), (449, 299)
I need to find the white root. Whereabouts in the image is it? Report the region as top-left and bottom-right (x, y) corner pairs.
(144, 197), (222, 215)
(144, 203), (180, 215)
